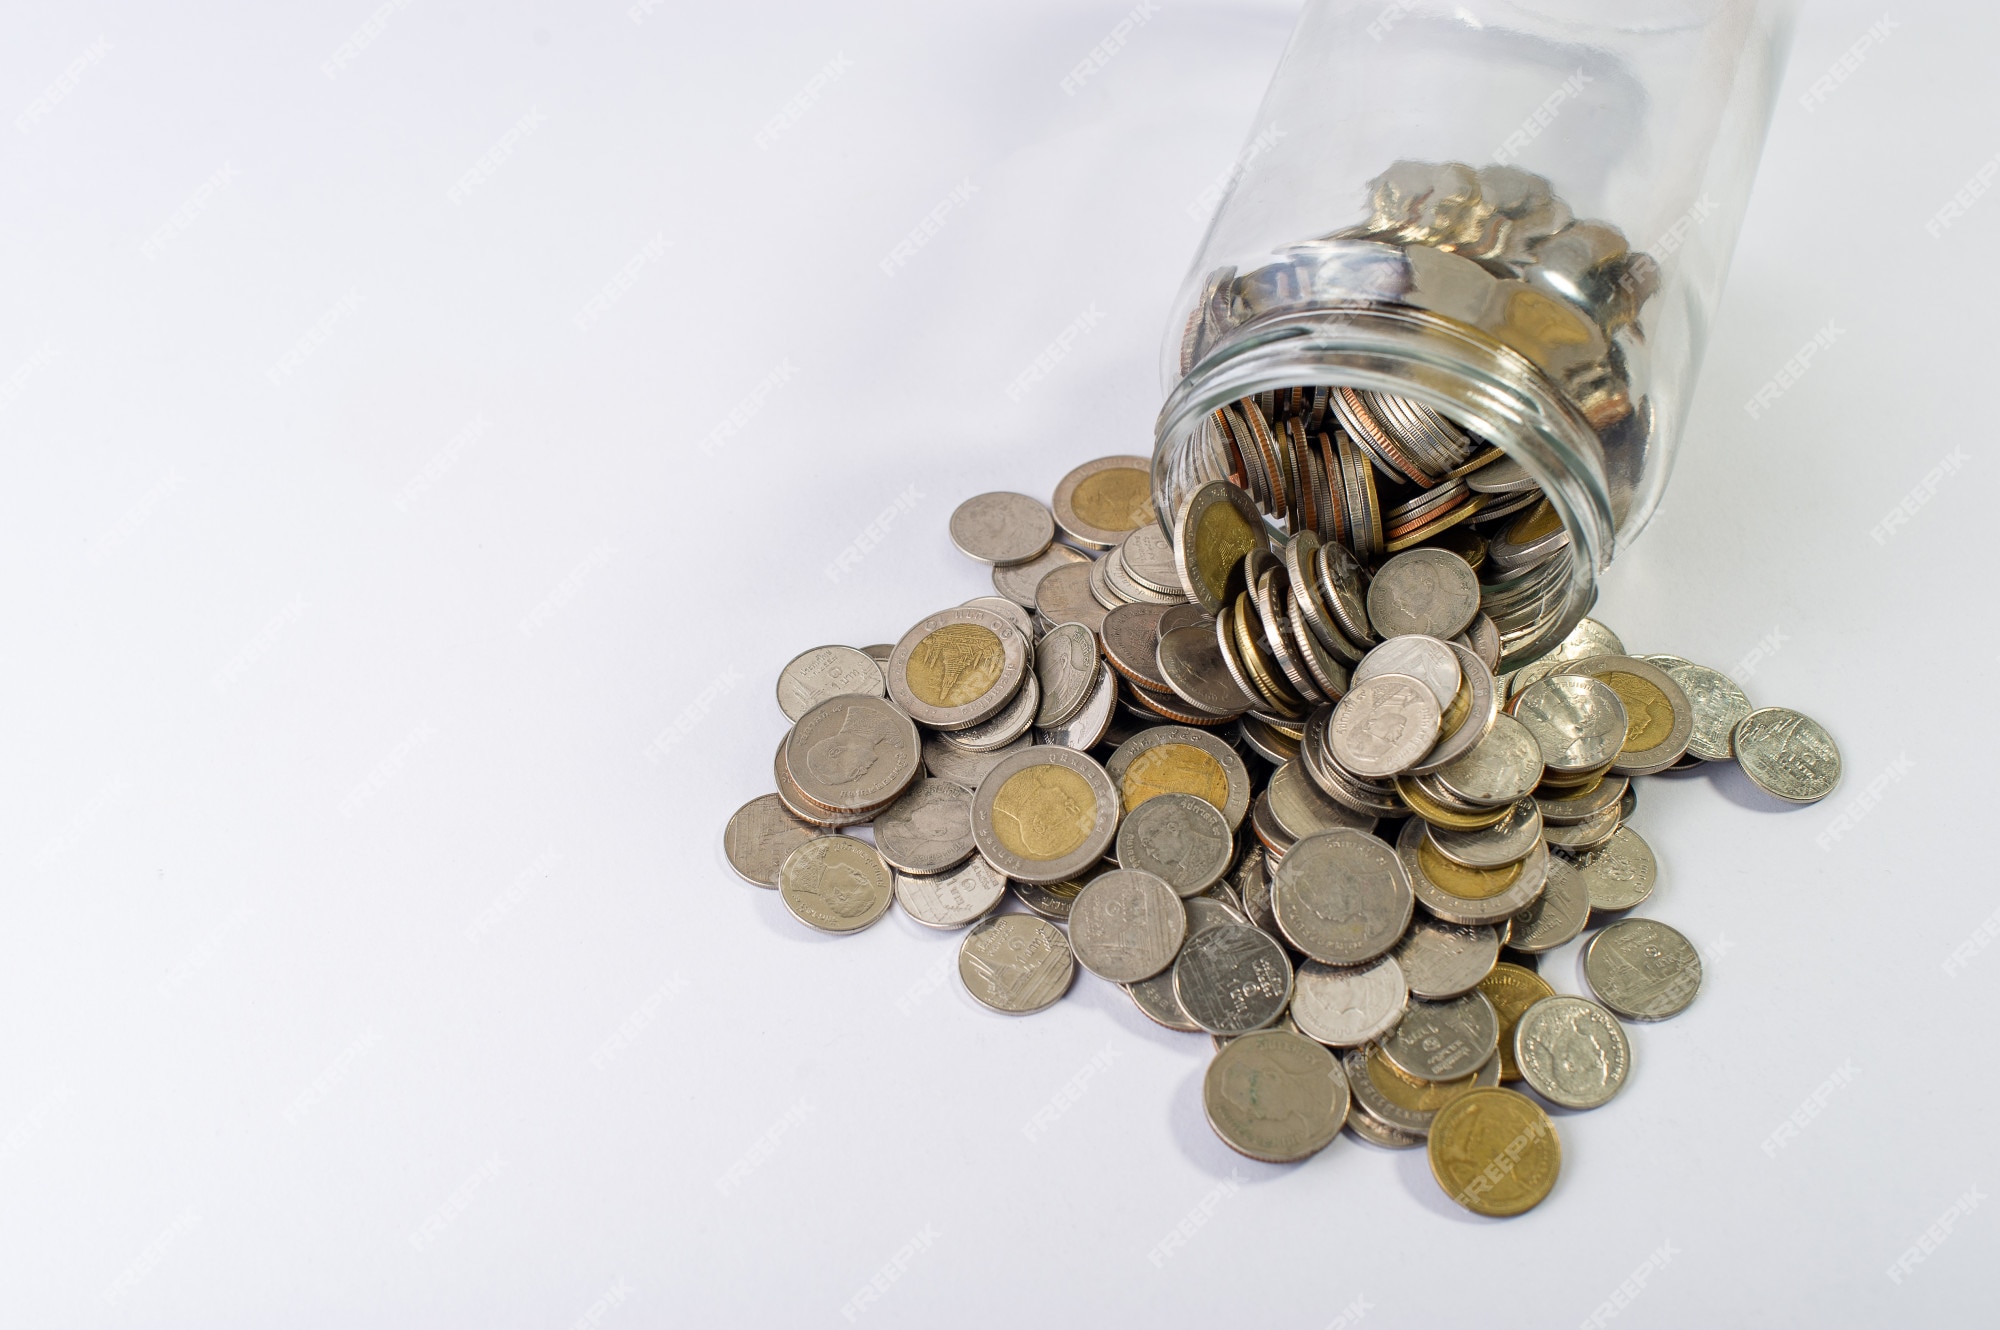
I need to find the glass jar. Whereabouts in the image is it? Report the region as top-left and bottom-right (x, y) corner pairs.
(1152, 0), (1796, 667)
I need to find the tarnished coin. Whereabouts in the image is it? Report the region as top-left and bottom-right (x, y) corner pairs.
(1431, 712), (1544, 807)
(1271, 829), (1413, 965)
(958, 913), (1075, 1014)
(970, 745), (1121, 885)
(1328, 674), (1441, 778)
(1156, 623), (1255, 717)
(1353, 635), (1460, 710)
(1126, 894), (1245, 1031)
(1555, 826), (1657, 913)
(887, 606), (1029, 732)
(1504, 848), (1591, 953)
(1034, 622), (1102, 728)
(785, 694), (922, 814)
(922, 730), (1030, 788)
(777, 835), (894, 934)
(1426, 799), (1541, 868)
(776, 644), (886, 721)
(872, 777), (976, 874)
(1392, 918), (1501, 999)
(991, 541), (1091, 610)
(1115, 791), (1233, 897)
(1733, 707), (1842, 804)
(1266, 760), (1376, 839)
(1203, 1029), (1349, 1163)
(1101, 602), (1174, 693)
(1034, 560), (1109, 635)
(1366, 548), (1480, 640)
(1104, 724), (1252, 828)
(1053, 455), (1155, 549)
(1585, 918), (1701, 1020)
(1035, 657), (1118, 750)
(1174, 923), (1294, 1035)
(893, 855), (1007, 929)
(1345, 1044), (1500, 1139)
(1513, 674), (1627, 776)
(1557, 656), (1693, 775)
(950, 491), (1055, 565)
(1514, 996), (1630, 1110)
(1644, 656), (1752, 762)
(1478, 962), (1556, 1082)
(1427, 1087), (1560, 1216)
(1291, 954), (1407, 1047)
(1173, 480), (1269, 613)
(1068, 868), (1187, 982)
(1379, 990), (1499, 1081)
(724, 793), (825, 887)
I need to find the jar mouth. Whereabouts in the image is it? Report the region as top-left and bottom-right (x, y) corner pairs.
(1152, 304), (1615, 669)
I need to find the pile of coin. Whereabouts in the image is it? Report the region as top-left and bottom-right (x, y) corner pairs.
(725, 451), (1841, 1216)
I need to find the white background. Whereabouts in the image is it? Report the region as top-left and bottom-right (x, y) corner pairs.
(2, 1), (1990, 1326)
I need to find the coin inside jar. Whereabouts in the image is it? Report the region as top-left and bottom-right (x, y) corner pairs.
(1366, 547), (1481, 640)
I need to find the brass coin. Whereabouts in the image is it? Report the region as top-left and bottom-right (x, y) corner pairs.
(1366, 1045), (1482, 1113)
(1173, 481), (1268, 613)
(906, 623), (1005, 709)
(1427, 1087), (1561, 1216)
(1478, 963), (1556, 1082)
(1054, 455), (1156, 548)
(1396, 777), (1513, 831)
(990, 764), (1098, 862)
(1416, 841), (1523, 901)
(1105, 725), (1251, 828)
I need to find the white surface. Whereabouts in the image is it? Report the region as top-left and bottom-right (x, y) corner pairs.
(2, 2), (1991, 1325)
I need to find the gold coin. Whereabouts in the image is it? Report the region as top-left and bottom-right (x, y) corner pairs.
(1120, 743), (1230, 817)
(1396, 778), (1512, 831)
(1194, 503), (1261, 609)
(1478, 963), (1556, 1082)
(905, 623), (1005, 709)
(1071, 466), (1154, 534)
(991, 764), (1099, 861)
(1367, 1045), (1481, 1113)
(1535, 761), (1615, 793)
(1427, 1086), (1561, 1216)
(1230, 592), (1304, 717)
(1417, 840), (1523, 900)
(1597, 670), (1676, 753)
(1436, 677), (1473, 739)
(1504, 496), (1563, 544)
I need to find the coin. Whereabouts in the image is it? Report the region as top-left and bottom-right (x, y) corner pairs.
(922, 730), (1030, 787)
(970, 745), (1120, 885)
(1266, 759), (1375, 838)
(1101, 602), (1175, 693)
(1156, 623), (1255, 717)
(1455, 612), (1501, 673)
(1535, 772), (1628, 825)
(945, 669), (1040, 751)
(1271, 828), (1413, 965)
(1503, 848), (1590, 952)
(1328, 673), (1441, 778)
(785, 694), (922, 814)
(1430, 712), (1544, 806)
(950, 491), (1056, 565)
(1203, 1029), (1349, 1163)
(1104, 724), (1252, 828)
(1513, 673), (1627, 776)
(1557, 655), (1692, 775)
(724, 793), (826, 888)
(1035, 656), (1118, 750)
(893, 855), (1008, 930)
(1554, 826), (1656, 913)
(1173, 480), (1268, 613)
(1644, 655), (1752, 762)
(1478, 962), (1556, 1082)
(1732, 707), (1842, 804)
(1513, 995), (1630, 1110)
(1034, 559), (1109, 634)
(1009, 860), (1106, 921)
(1426, 799), (1541, 868)
(776, 644), (886, 721)
(1126, 894), (1245, 1030)
(958, 913), (1075, 1014)
(1115, 791), (1234, 897)
(1053, 455), (1155, 549)
(1378, 989), (1499, 1081)
(887, 606), (1030, 731)
(1173, 923), (1294, 1035)
(1541, 800), (1620, 850)
(1348, 1044), (1501, 1139)
(1033, 622), (1102, 728)
(1119, 522), (1184, 595)
(1346, 1096), (1427, 1149)
(773, 731), (869, 828)
(1068, 868), (1188, 982)
(1392, 918), (1501, 999)
(872, 777), (977, 874)
(1585, 918), (1701, 1020)
(777, 835), (894, 934)
(1367, 548), (1480, 639)
(1353, 635), (1460, 710)
(1291, 954), (1407, 1047)
(1401, 821), (1549, 927)
(991, 541), (1090, 609)
(1427, 1087), (1560, 1216)
(1408, 641), (1498, 774)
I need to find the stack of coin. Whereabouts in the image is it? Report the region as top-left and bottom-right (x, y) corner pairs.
(723, 453), (1841, 1217)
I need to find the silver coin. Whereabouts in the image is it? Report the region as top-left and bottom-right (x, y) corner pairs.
(1035, 657), (1118, 750)
(1126, 894), (1246, 1031)
(1732, 707), (1842, 804)
(785, 694), (922, 814)
(1033, 622), (1102, 728)
(723, 793), (825, 887)
(1266, 760), (1376, 839)
(1353, 635), (1460, 711)
(958, 913), (1075, 1014)
(1392, 918), (1501, 999)
(970, 745), (1121, 885)
(961, 594), (1037, 646)
(922, 730), (1031, 787)
(1453, 613), (1501, 673)
(1068, 868), (1187, 982)
(1232, 845), (1275, 934)
(1399, 818), (1549, 927)
(1541, 800), (1620, 850)
(1159, 602), (1210, 635)
(1291, 954), (1407, 1047)
(1464, 453), (1539, 494)
(1541, 615), (1625, 663)
(945, 670), (1041, 752)
(1430, 712), (1544, 807)
(872, 777), (977, 874)
(1173, 923), (1294, 1035)
(1504, 848), (1591, 953)
(893, 855), (1007, 929)
(1034, 559), (1110, 634)
(1203, 1029), (1349, 1163)
(1377, 990), (1499, 1081)
(1119, 522), (1184, 595)
(1408, 641), (1498, 774)
(1513, 995), (1631, 1110)
(1104, 724), (1253, 829)
(1328, 673), (1441, 779)
(860, 644), (894, 664)
(887, 606), (1030, 732)
(1315, 539), (1376, 647)
(777, 835), (894, 934)
(1557, 655), (1693, 775)
(1366, 548), (1481, 640)
(1513, 673), (1627, 776)
(1536, 772), (1628, 825)
(775, 644), (886, 721)
(1345, 1094), (1426, 1149)
(1155, 623), (1255, 717)
(1271, 828), (1413, 965)
(1584, 918), (1701, 1020)
(1008, 860), (1106, 921)
(1115, 791), (1234, 898)
(1426, 799), (1542, 868)
(773, 732), (873, 829)
(991, 542), (1089, 609)
(1555, 826), (1657, 913)
(1643, 655), (1752, 762)
(950, 491), (1056, 566)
